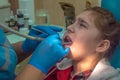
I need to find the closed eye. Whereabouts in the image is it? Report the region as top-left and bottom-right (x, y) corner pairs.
(80, 23), (87, 28)
(78, 18), (88, 29)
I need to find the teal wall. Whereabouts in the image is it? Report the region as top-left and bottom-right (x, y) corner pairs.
(101, 0), (120, 68)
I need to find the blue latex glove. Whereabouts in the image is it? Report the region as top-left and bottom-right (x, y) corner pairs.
(101, 0), (120, 68)
(22, 25), (62, 52)
(28, 34), (70, 74)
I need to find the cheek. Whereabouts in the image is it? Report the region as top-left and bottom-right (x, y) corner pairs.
(68, 35), (97, 60)
(68, 43), (86, 60)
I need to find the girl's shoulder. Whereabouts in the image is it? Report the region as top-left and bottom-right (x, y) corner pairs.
(88, 58), (120, 80)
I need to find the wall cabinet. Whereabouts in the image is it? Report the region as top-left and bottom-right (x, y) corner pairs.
(34, 0), (86, 26)
(34, 0), (101, 26)
(6, 0), (101, 26)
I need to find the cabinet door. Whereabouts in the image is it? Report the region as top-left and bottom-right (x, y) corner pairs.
(34, 0), (86, 26)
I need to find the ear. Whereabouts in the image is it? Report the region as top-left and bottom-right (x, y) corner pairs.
(96, 40), (110, 53)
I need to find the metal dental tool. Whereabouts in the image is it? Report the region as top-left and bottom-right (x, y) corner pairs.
(31, 27), (48, 35)
(0, 22), (69, 45)
(0, 23), (44, 41)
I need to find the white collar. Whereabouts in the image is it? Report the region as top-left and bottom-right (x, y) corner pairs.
(88, 58), (120, 80)
(56, 58), (73, 70)
(56, 58), (120, 80)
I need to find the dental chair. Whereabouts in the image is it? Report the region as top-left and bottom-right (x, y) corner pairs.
(110, 43), (120, 68)
(101, 0), (120, 68)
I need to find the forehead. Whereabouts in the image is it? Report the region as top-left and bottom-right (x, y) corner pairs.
(77, 11), (95, 20)
(77, 11), (97, 28)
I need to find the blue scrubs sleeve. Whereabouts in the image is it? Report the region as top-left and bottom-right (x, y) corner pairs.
(0, 28), (17, 80)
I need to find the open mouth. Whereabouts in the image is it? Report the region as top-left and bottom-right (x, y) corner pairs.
(62, 35), (72, 47)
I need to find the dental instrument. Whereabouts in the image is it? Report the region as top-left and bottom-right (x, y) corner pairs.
(0, 23), (44, 41)
(31, 27), (48, 35)
(0, 22), (68, 45)
(31, 28), (69, 45)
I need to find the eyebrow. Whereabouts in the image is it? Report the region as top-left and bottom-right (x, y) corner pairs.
(77, 18), (89, 27)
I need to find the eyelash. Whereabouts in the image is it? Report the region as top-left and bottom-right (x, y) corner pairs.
(79, 23), (86, 28)
(73, 19), (87, 28)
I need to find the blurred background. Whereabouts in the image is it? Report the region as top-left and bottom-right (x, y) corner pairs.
(0, 0), (101, 30)
(0, 0), (102, 75)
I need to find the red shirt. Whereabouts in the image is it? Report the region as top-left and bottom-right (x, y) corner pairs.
(45, 66), (92, 80)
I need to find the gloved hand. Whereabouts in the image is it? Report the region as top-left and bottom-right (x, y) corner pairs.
(22, 25), (62, 52)
(28, 34), (70, 74)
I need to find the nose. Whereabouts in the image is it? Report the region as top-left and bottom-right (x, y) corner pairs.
(66, 24), (75, 33)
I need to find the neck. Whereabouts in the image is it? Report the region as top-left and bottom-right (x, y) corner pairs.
(73, 55), (101, 75)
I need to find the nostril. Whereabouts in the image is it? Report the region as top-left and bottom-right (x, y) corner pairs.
(66, 28), (74, 33)
(67, 29), (72, 33)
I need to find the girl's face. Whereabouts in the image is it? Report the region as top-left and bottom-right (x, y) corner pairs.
(63, 11), (102, 61)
